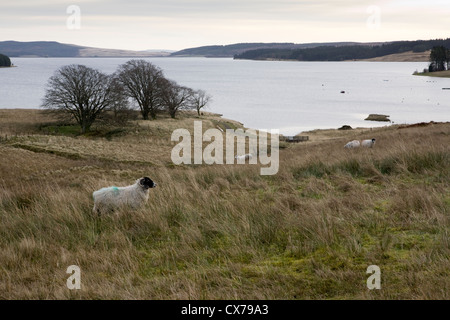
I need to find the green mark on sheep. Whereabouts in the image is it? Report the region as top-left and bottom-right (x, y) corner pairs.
(112, 187), (120, 196)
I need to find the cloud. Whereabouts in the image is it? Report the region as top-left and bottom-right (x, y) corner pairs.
(1, 0), (449, 50)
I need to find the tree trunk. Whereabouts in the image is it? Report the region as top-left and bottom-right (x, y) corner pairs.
(142, 110), (149, 120)
(80, 113), (92, 134)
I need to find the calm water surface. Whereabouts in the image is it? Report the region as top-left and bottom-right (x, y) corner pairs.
(1, 57), (449, 135)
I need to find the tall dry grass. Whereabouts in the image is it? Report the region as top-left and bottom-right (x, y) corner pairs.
(0, 110), (448, 299)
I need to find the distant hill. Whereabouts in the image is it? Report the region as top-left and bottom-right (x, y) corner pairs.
(170, 42), (368, 57)
(3, 39), (447, 61)
(234, 38), (450, 62)
(0, 41), (80, 57)
(0, 41), (171, 58)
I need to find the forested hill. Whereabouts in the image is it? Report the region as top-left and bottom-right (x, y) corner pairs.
(170, 42), (366, 57)
(0, 53), (11, 67)
(234, 38), (450, 61)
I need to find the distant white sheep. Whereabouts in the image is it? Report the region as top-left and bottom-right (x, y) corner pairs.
(92, 177), (157, 215)
(361, 138), (376, 148)
(235, 153), (253, 162)
(344, 140), (361, 148)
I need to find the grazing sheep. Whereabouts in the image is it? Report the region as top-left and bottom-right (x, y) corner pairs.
(344, 140), (361, 148)
(93, 177), (157, 215)
(235, 153), (253, 162)
(235, 153), (253, 160)
(361, 138), (376, 148)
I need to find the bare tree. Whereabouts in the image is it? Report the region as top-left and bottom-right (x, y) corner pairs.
(101, 77), (135, 125)
(159, 78), (194, 118)
(191, 89), (211, 116)
(115, 59), (164, 120)
(41, 64), (115, 134)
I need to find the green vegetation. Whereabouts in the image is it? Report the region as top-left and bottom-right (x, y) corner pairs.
(234, 38), (450, 61)
(0, 109), (448, 299)
(0, 53), (11, 67)
(429, 46), (450, 72)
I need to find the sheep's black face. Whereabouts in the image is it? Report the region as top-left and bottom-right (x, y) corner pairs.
(140, 177), (157, 189)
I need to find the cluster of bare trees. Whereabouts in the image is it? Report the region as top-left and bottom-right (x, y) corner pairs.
(42, 60), (211, 133)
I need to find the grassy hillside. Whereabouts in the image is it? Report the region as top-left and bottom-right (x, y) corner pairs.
(0, 109), (448, 299)
(359, 50), (430, 62)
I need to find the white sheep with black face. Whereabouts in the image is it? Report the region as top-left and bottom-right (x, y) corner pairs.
(361, 138), (376, 148)
(92, 177), (157, 215)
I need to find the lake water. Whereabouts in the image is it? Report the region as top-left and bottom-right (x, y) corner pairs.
(1, 57), (449, 135)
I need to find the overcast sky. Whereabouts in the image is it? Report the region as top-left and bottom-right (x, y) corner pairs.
(1, 0), (449, 51)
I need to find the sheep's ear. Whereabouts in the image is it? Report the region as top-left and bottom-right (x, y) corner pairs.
(139, 178), (145, 186)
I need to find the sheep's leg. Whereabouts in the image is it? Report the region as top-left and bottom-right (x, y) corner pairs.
(93, 204), (103, 216)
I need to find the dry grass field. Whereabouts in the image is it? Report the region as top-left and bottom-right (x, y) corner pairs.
(358, 50), (430, 62)
(0, 109), (448, 300)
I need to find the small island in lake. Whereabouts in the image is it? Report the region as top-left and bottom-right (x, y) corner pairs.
(0, 53), (12, 67)
(413, 45), (450, 78)
(365, 114), (391, 122)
